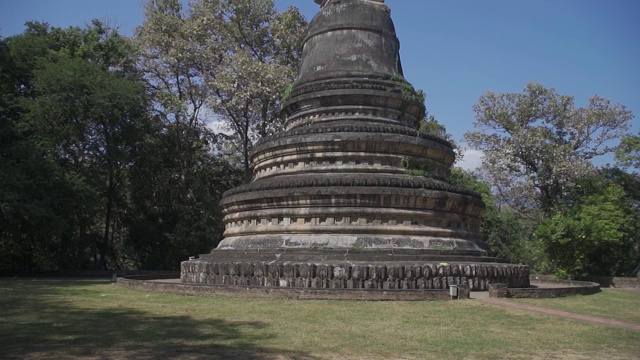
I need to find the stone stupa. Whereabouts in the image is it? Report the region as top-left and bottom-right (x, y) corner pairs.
(181, 0), (529, 292)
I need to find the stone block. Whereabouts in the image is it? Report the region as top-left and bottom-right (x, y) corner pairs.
(488, 283), (508, 298)
(452, 264), (460, 276)
(422, 264), (432, 278)
(352, 265), (367, 280)
(333, 265), (347, 279)
(254, 263), (265, 278)
(284, 263), (295, 278)
(298, 263), (311, 278)
(297, 277), (310, 288)
(219, 262), (230, 276)
(387, 265), (403, 280)
(404, 266), (415, 279)
(317, 264), (332, 279)
(265, 277), (274, 287)
(330, 279), (345, 289)
(346, 279), (355, 289)
(414, 265), (423, 279)
(242, 263), (253, 277)
(464, 265), (472, 278)
(456, 284), (470, 299)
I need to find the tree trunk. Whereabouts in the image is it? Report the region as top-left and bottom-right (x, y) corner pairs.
(243, 120), (252, 183)
(99, 169), (115, 270)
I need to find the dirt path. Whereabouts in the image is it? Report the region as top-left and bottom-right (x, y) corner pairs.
(474, 296), (640, 332)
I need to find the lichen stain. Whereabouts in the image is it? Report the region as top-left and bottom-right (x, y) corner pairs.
(322, 3), (347, 16)
(355, 32), (376, 47)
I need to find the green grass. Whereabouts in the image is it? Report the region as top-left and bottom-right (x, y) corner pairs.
(511, 288), (640, 323)
(0, 278), (639, 359)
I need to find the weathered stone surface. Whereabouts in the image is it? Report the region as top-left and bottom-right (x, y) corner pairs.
(183, 260), (531, 290)
(180, 0), (530, 292)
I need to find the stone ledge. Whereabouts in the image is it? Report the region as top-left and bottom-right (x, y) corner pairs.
(181, 260), (530, 291)
(489, 280), (601, 298)
(254, 121), (452, 150)
(576, 276), (640, 289)
(117, 276), (455, 301)
(222, 173), (483, 199)
(197, 249), (500, 262)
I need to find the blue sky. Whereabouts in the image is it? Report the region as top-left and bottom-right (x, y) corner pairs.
(1, 0), (638, 169)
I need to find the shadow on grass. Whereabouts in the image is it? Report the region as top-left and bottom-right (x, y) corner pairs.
(0, 279), (318, 359)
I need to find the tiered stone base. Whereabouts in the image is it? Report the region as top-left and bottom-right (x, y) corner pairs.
(181, 251), (530, 291)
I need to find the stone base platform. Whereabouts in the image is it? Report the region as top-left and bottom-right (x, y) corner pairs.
(181, 250), (530, 291)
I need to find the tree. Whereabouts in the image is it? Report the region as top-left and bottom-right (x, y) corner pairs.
(126, 125), (243, 268)
(419, 115), (449, 139)
(616, 132), (640, 174)
(0, 21), (149, 272)
(26, 57), (150, 269)
(464, 82), (634, 215)
(536, 174), (638, 278)
(449, 168), (548, 270)
(135, 0), (307, 183)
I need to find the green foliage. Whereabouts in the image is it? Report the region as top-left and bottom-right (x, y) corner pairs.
(462, 82), (639, 276)
(465, 82), (634, 215)
(401, 157), (432, 178)
(536, 177), (637, 277)
(0, 21), (153, 272)
(616, 132), (640, 174)
(449, 168), (547, 269)
(0, 139), (87, 272)
(418, 115), (448, 139)
(126, 124), (243, 269)
(391, 77), (426, 120)
(136, 0), (308, 183)
(417, 115), (459, 163)
(1, 19), (243, 273)
(281, 83), (293, 103)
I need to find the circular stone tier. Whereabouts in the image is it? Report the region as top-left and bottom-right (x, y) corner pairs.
(218, 173), (487, 254)
(181, 255), (530, 290)
(282, 77), (425, 131)
(252, 121), (455, 182)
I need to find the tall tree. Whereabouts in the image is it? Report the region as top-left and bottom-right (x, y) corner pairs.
(136, 0), (307, 183)
(126, 125), (242, 269)
(449, 168), (547, 270)
(26, 57), (149, 269)
(1, 21), (149, 272)
(616, 132), (640, 174)
(464, 82), (634, 215)
(535, 173), (638, 278)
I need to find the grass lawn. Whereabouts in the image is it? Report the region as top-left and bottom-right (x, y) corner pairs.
(0, 278), (638, 359)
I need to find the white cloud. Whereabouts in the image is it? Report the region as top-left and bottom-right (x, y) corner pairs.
(206, 119), (232, 135)
(456, 149), (484, 171)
